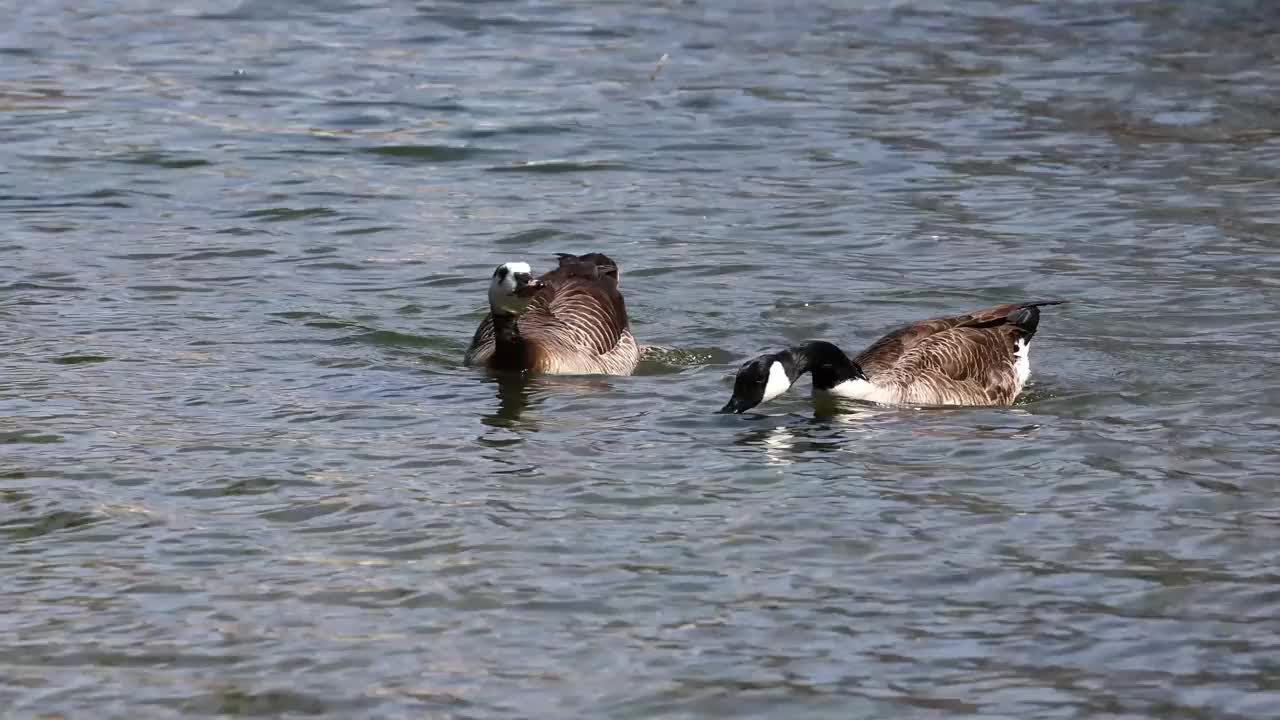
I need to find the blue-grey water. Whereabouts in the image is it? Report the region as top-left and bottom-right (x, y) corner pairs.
(5, 1), (1280, 717)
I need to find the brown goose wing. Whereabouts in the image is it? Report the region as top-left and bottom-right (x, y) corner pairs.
(463, 312), (496, 365)
(875, 325), (1025, 404)
(523, 274), (628, 356)
(869, 301), (1062, 404)
(853, 301), (1063, 377)
(854, 316), (973, 376)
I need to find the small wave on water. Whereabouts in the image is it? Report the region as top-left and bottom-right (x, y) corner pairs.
(636, 344), (736, 375)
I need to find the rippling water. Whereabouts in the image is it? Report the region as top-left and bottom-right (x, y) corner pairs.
(5, 0), (1280, 717)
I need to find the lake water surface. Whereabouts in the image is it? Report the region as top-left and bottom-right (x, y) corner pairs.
(4, 1), (1280, 717)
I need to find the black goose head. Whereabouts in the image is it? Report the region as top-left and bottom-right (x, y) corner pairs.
(720, 350), (800, 414)
(720, 341), (864, 414)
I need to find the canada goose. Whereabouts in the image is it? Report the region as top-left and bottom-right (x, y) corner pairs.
(464, 253), (639, 375)
(721, 300), (1066, 413)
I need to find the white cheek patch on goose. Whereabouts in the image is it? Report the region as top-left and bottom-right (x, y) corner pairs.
(762, 361), (793, 403)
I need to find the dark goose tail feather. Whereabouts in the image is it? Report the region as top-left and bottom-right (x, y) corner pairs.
(1018, 300), (1069, 309)
(555, 252), (619, 282)
(1007, 299), (1069, 337)
(962, 299), (1068, 336)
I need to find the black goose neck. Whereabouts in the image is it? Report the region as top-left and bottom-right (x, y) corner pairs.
(491, 312), (526, 364)
(491, 311), (520, 332)
(792, 341), (865, 389)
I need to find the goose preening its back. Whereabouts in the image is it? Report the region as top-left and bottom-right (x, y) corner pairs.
(464, 253), (640, 376)
(721, 301), (1066, 413)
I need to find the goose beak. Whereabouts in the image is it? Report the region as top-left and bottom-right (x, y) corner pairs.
(514, 274), (544, 297)
(719, 396), (752, 414)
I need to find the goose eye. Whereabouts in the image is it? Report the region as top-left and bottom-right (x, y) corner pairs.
(495, 266), (509, 280)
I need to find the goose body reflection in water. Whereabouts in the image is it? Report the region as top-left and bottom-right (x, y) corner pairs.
(478, 373), (619, 431)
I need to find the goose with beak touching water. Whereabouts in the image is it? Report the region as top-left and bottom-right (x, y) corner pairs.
(464, 253), (640, 375)
(721, 301), (1066, 413)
